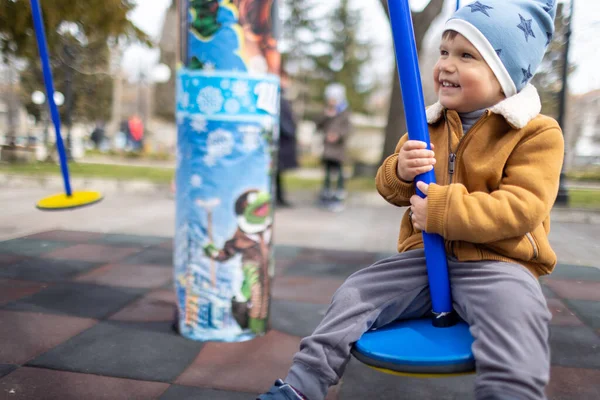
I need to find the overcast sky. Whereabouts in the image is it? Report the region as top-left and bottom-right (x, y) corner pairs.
(123, 0), (598, 94)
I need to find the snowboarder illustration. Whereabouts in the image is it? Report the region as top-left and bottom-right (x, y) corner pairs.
(203, 189), (272, 334)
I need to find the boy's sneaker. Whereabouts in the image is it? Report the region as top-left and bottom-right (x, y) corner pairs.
(257, 379), (307, 400)
(333, 190), (347, 201)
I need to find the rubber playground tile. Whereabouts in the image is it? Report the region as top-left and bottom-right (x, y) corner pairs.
(295, 247), (378, 266)
(0, 258), (103, 282)
(0, 364), (16, 379)
(549, 326), (600, 369)
(546, 299), (583, 326)
(28, 321), (203, 383)
(175, 330), (300, 394)
(109, 289), (177, 322)
(273, 258), (295, 276)
(270, 299), (328, 338)
(42, 244), (140, 264)
(122, 247), (173, 267)
(544, 263), (600, 281)
(546, 366), (600, 400)
(563, 299), (600, 329)
(0, 254), (25, 267)
(283, 260), (365, 279)
(273, 244), (302, 260)
(0, 279), (50, 306)
(23, 230), (104, 243)
(94, 233), (170, 247)
(340, 357), (476, 400)
(543, 279), (600, 301)
(0, 239), (72, 257)
(0, 367), (169, 400)
(160, 385), (255, 400)
(541, 283), (557, 299)
(157, 240), (174, 250)
(75, 263), (172, 289)
(3, 282), (146, 319)
(272, 275), (344, 305)
(0, 311), (96, 364)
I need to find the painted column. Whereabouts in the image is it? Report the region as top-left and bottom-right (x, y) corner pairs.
(174, 0), (280, 341)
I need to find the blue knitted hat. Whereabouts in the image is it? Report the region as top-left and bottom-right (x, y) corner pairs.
(445, 0), (557, 97)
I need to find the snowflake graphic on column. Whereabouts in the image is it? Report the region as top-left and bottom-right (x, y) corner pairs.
(203, 129), (234, 166)
(176, 112), (186, 126)
(224, 99), (241, 114)
(191, 175), (203, 188)
(190, 115), (208, 132)
(197, 87), (224, 115)
(231, 80), (250, 98)
(239, 125), (261, 152)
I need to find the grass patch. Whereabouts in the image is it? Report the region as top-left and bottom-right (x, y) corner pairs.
(568, 189), (600, 209)
(2, 162), (597, 209)
(1, 162), (174, 184)
(567, 167), (600, 182)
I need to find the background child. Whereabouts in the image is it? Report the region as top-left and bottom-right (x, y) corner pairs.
(259, 1), (563, 399)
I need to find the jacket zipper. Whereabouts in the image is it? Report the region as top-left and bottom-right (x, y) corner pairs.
(446, 110), (490, 184)
(525, 232), (539, 259)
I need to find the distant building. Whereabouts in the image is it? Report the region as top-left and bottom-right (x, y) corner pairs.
(568, 89), (600, 167)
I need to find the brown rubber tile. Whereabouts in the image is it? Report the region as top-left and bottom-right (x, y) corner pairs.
(176, 330), (300, 394)
(75, 264), (172, 289)
(0, 311), (96, 364)
(0, 279), (50, 306)
(109, 290), (176, 322)
(544, 279), (600, 301)
(23, 230), (104, 243)
(546, 298), (584, 326)
(0, 367), (169, 400)
(42, 244), (140, 264)
(546, 366), (600, 400)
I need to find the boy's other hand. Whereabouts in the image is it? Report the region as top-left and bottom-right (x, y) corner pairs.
(410, 181), (429, 231)
(397, 141), (436, 182)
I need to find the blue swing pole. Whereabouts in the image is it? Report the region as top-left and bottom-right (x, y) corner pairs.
(389, 0), (453, 323)
(29, 0), (102, 210)
(30, 0), (71, 196)
(351, 0), (475, 375)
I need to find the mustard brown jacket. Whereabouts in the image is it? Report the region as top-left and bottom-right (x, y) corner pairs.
(376, 84), (564, 278)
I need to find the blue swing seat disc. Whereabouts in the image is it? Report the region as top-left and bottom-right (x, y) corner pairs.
(352, 318), (476, 375)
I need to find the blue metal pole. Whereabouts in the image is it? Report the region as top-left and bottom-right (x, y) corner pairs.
(456, 0), (460, 11)
(387, 0), (452, 315)
(30, 0), (72, 196)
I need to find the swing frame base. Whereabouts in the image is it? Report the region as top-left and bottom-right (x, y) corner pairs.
(36, 191), (103, 211)
(352, 318), (476, 377)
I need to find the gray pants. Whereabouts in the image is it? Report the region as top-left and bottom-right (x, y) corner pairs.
(285, 250), (551, 400)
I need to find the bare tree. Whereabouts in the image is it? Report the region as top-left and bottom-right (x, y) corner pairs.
(378, 0), (445, 163)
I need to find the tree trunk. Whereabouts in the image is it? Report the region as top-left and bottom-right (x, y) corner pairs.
(379, 0), (445, 164)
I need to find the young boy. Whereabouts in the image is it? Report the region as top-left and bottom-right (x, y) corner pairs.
(259, 1), (562, 399)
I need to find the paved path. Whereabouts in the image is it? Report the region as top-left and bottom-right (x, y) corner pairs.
(2, 188), (600, 267)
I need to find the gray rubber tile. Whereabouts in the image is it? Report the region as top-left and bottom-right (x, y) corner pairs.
(564, 299), (600, 329)
(549, 325), (600, 369)
(0, 364), (16, 379)
(123, 247), (173, 267)
(28, 321), (204, 383)
(270, 299), (327, 338)
(340, 358), (476, 400)
(0, 239), (71, 257)
(160, 385), (255, 400)
(3, 282), (146, 319)
(0, 258), (103, 282)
